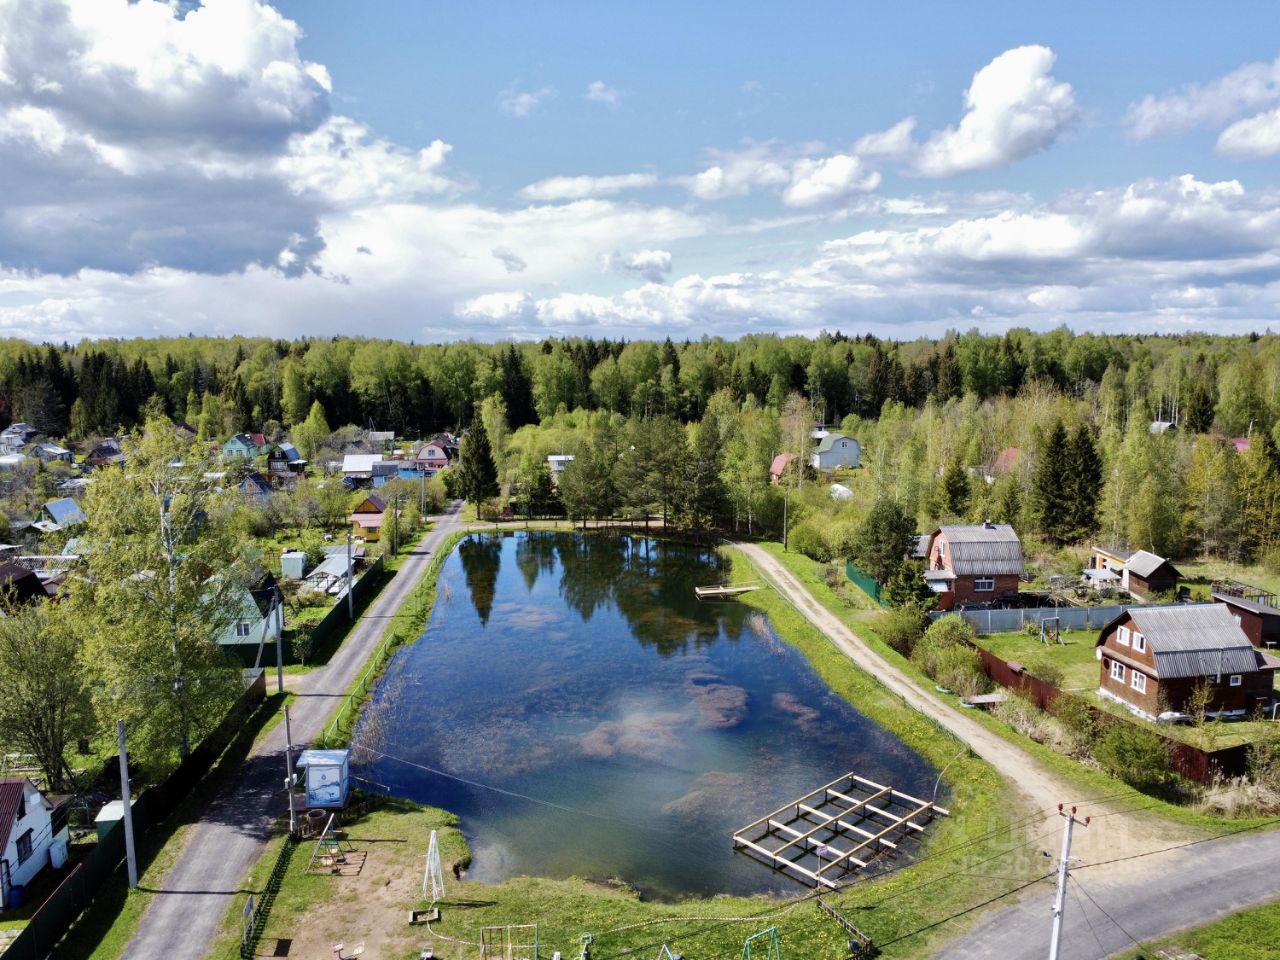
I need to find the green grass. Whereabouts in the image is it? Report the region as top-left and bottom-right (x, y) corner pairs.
(1178, 557), (1280, 600)
(1117, 897), (1280, 960)
(975, 630), (1101, 690)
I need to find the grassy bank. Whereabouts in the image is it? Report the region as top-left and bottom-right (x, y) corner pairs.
(1116, 897), (1280, 959)
(319, 528), (468, 748)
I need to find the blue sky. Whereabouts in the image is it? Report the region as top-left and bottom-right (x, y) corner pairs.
(1, 0), (1279, 342)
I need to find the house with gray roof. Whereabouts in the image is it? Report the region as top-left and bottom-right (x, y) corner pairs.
(1121, 550), (1182, 599)
(810, 433), (861, 471)
(42, 498), (86, 529)
(1096, 603), (1280, 719)
(923, 522), (1025, 611)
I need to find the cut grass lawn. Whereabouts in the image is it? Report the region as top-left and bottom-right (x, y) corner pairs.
(1117, 896), (1280, 960)
(973, 629), (1100, 690)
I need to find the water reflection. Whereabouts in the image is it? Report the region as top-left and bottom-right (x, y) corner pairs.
(355, 532), (935, 899)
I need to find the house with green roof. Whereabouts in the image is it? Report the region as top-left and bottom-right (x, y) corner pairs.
(810, 432), (861, 471)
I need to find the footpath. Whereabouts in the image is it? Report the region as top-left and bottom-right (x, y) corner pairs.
(734, 542), (1280, 958)
(122, 501), (464, 960)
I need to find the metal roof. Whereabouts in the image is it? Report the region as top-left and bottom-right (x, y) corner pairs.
(1124, 550), (1180, 579)
(935, 524), (1025, 577)
(815, 433), (857, 454)
(1119, 604), (1266, 679)
(44, 497), (86, 526)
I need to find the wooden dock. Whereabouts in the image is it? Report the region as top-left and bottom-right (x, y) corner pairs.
(732, 772), (948, 891)
(694, 583), (761, 600)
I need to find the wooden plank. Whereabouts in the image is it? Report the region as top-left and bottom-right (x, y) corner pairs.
(797, 803), (899, 850)
(816, 801), (932, 875)
(733, 837), (840, 889)
(766, 820), (870, 868)
(734, 772), (863, 835)
(823, 785), (892, 819)
(852, 774), (949, 815)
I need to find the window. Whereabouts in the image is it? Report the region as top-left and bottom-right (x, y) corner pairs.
(1116, 626), (1131, 647)
(1132, 632), (1146, 653)
(15, 829), (32, 865)
(1110, 660), (1125, 682)
(1230, 674), (1243, 687)
(16, 793), (24, 820)
(1130, 671), (1147, 694)
(974, 578), (995, 592)
(235, 622), (252, 638)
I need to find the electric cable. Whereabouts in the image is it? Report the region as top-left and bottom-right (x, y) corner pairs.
(1069, 874), (1145, 951)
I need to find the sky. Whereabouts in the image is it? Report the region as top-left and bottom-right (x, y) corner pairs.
(1, 1), (1280, 344)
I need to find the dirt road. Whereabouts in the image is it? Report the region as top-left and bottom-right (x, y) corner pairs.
(122, 501), (464, 960)
(732, 543), (1184, 862)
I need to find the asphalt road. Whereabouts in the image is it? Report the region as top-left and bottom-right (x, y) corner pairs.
(933, 822), (1280, 959)
(122, 501), (464, 960)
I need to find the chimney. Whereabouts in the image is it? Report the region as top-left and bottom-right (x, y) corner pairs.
(984, 519), (995, 530)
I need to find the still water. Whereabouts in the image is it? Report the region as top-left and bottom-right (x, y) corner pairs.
(354, 532), (935, 899)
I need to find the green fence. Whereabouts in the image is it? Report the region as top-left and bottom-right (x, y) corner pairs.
(3, 670), (268, 960)
(845, 560), (886, 606)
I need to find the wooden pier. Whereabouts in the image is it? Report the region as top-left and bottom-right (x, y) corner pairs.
(694, 583), (762, 600)
(732, 772), (948, 891)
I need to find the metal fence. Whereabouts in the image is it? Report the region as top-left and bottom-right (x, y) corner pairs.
(942, 604), (1134, 635)
(844, 561), (885, 607)
(3, 670), (268, 960)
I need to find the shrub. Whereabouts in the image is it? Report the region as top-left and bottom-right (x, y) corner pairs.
(995, 689), (1053, 742)
(877, 604), (930, 656)
(1050, 693), (1098, 755)
(1022, 655), (1064, 688)
(788, 522), (832, 562)
(936, 645), (987, 698)
(1094, 724), (1172, 791)
(910, 614), (976, 679)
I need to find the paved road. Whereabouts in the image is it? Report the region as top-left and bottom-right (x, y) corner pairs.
(733, 542), (1280, 958)
(123, 501), (464, 960)
(933, 824), (1280, 959)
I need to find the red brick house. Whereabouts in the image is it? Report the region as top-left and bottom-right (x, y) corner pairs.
(1096, 604), (1280, 719)
(922, 522), (1024, 611)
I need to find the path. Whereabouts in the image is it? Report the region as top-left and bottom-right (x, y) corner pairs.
(734, 543), (1280, 956)
(122, 501), (464, 960)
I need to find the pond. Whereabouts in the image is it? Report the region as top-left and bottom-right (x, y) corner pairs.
(354, 532), (936, 899)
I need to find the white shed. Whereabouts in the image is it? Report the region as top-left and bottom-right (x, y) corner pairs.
(297, 749), (351, 809)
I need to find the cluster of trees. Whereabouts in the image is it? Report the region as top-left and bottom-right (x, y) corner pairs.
(2, 330), (1277, 448)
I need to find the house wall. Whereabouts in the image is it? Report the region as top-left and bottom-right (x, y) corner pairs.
(1, 782), (64, 892)
(949, 574), (1021, 608)
(1128, 570), (1178, 598)
(811, 439), (861, 470)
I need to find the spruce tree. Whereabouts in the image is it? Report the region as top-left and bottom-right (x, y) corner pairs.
(1066, 424), (1102, 542)
(457, 406), (499, 516)
(1033, 420), (1072, 544)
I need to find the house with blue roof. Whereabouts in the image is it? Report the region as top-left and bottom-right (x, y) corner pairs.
(42, 498), (86, 529)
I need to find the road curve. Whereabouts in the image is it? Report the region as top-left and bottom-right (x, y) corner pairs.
(122, 501), (465, 960)
(733, 542), (1280, 957)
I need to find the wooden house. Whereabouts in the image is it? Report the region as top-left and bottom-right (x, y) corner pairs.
(810, 433), (861, 471)
(1214, 588), (1280, 650)
(769, 453), (795, 485)
(414, 441), (450, 474)
(0, 779), (71, 906)
(349, 494), (389, 542)
(1096, 604), (1280, 719)
(922, 522), (1025, 611)
(221, 433), (268, 459)
(1121, 550), (1182, 599)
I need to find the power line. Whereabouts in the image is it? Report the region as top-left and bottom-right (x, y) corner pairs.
(1070, 874), (1144, 952)
(1067, 872), (1108, 959)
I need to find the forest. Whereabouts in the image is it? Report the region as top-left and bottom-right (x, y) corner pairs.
(3, 328), (1280, 569)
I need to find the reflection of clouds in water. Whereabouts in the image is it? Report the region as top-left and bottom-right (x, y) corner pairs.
(494, 603), (567, 629)
(581, 710), (689, 761)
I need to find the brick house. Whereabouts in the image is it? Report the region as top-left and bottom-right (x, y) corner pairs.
(922, 522), (1025, 611)
(1096, 604), (1280, 719)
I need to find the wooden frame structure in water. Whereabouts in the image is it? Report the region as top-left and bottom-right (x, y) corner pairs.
(731, 772), (949, 890)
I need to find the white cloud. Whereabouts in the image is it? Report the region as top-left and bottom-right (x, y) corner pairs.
(911, 45), (1077, 177)
(458, 290), (534, 324)
(783, 154), (880, 207)
(1217, 107), (1280, 158)
(684, 143), (790, 200)
(498, 85), (555, 118)
(1127, 56), (1280, 139)
(491, 247), (527, 274)
(518, 172), (658, 202)
(585, 81), (619, 106)
(607, 248), (673, 283)
(853, 118), (917, 160)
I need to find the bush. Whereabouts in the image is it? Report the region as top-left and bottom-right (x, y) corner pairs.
(1050, 693), (1098, 755)
(910, 614), (976, 679)
(995, 689), (1054, 742)
(788, 522), (832, 562)
(1022, 655), (1064, 688)
(936, 644), (987, 698)
(877, 604), (930, 656)
(1095, 723), (1172, 790)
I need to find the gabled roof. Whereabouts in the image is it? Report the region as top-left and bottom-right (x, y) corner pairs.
(815, 433), (856, 454)
(0, 564), (46, 604)
(353, 494), (387, 514)
(1101, 604), (1270, 679)
(44, 497), (86, 526)
(342, 454), (384, 474)
(249, 433), (268, 447)
(0, 778), (30, 856)
(990, 447), (1021, 475)
(934, 524), (1025, 577)
(273, 442), (300, 461)
(1124, 550), (1181, 580)
(770, 452), (795, 477)
(241, 471), (272, 491)
(248, 569), (281, 617)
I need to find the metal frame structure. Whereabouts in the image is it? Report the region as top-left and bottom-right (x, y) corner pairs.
(479, 924), (539, 960)
(740, 927), (781, 960)
(732, 773), (948, 891)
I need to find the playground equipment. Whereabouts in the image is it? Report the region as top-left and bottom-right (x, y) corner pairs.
(740, 927), (780, 960)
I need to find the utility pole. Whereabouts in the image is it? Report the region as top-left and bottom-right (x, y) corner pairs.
(346, 528), (354, 621)
(117, 720), (138, 889)
(782, 487), (789, 552)
(283, 705), (297, 836)
(272, 587), (284, 694)
(1048, 804), (1089, 960)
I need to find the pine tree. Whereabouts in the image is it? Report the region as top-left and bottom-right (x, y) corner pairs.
(852, 497), (918, 585)
(677, 417), (728, 532)
(457, 406), (498, 516)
